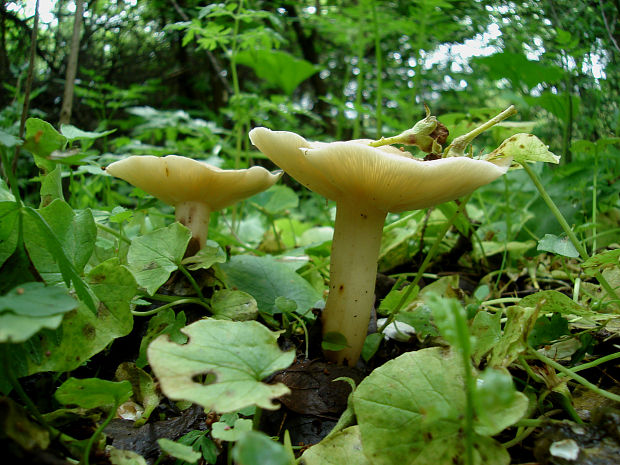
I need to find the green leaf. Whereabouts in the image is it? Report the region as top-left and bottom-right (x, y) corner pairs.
(518, 290), (598, 319)
(127, 223), (191, 295)
(232, 430), (294, 465)
(582, 249), (620, 276)
(55, 377), (132, 409)
(25, 258), (136, 374)
(22, 201), (97, 313)
(353, 347), (513, 465)
(60, 124), (116, 142)
(488, 305), (538, 368)
(528, 313), (570, 347)
(157, 438), (201, 463)
(147, 319), (295, 413)
(473, 368), (529, 436)
(252, 185), (299, 215)
(0, 282), (78, 343)
(236, 49), (319, 95)
(40, 165), (64, 205)
(181, 240), (227, 270)
(211, 289), (259, 321)
(300, 426), (371, 465)
(219, 255), (322, 316)
(489, 133), (560, 164)
(136, 309), (187, 368)
(537, 234), (579, 258)
(211, 418), (253, 442)
(22, 118), (67, 171)
(361, 333), (384, 362)
(322, 331), (349, 351)
(0, 201), (20, 267)
(471, 310), (502, 366)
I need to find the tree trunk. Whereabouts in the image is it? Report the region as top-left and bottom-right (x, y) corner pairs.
(59, 0), (85, 126)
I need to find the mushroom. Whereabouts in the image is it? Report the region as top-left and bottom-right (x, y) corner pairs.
(249, 117), (513, 365)
(106, 155), (282, 255)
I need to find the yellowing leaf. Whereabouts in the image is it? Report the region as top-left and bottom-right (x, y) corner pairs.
(148, 319), (295, 413)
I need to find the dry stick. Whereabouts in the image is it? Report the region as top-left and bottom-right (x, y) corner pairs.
(12, 0), (39, 176)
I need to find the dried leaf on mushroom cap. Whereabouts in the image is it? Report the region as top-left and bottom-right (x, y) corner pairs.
(105, 155), (282, 210)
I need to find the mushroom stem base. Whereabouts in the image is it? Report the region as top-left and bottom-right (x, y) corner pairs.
(175, 201), (211, 256)
(322, 200), (387, 365)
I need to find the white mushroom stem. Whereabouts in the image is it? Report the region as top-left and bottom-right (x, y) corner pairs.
(321, 198), (388, 366)
(175, 201), (211, 256)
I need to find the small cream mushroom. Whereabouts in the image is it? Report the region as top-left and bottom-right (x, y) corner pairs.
(106, 155), (281, 255)
(249, 127), (512, 366)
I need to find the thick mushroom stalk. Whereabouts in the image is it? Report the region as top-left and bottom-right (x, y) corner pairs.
(322, 199), (387, 364)
(250, 115), (514, 366)
(106, 155), (281, 255)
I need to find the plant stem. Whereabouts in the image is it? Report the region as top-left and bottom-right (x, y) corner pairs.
(527, 346), (620, 403)
(446, 106), (517, 157)
(82, 407), (117, 465)
(131, 298), (210, 316)
(521, 162), (620, 304)
(178, 264), (204, 300)
(560, 351), (620, 375)
(321, 199), (387, 365)
(453, 304), (475, 465)
(95, 222), (131, 244)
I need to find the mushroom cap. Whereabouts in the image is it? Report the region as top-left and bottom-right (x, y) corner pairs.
(106, 155), (282, 211)
(249, 127), (511, 212)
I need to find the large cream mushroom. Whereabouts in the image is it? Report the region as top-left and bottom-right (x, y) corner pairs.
(106, 155), (282, 255)
(249, 121), (513, 365)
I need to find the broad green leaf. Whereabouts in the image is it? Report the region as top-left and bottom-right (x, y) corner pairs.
(60, 124), (116, 142)
(157, 438), (201, 463)
(528, 313), (570, 347)
(518, 290), (597, 318)
(211, 289), (258, 321)
(489, 133), (560, 164)
(147, 319), (294, 413)
(322, 331), (349, 351)
(361, 333), (384, 362)
(252, 185), (299, 215)
(127, 222), (191, 295)
(471, 310), (502, 365)
(219, 255), (322, 316)
(353, 347), (513, 465)
(488, 305), (538, 368)
(236, 49), (319, 95)
(473, 52), (564, 89)
(0, 282), (78, 343)
(55, 377), (132, 409)
(537, 234), (579, 258)
(0, 200), (20, 267)
(232, 430), (294, 465)
(211, 418), (253, 442)
(299, 426), (370, 465)
(22, 118), (67, 171)
(136, 309), (187, 368)
(582, 249), (620, 276)
(40, 165), (64, 206)
(473, 368), (529, 436)
(525, 91), (580, 123)
(22, 201), (97, 312)
(26, 258), (136, 374)
(181, 240), (226, 270)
